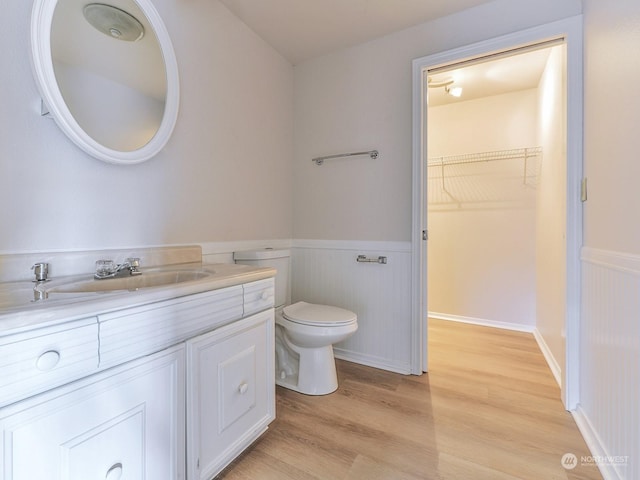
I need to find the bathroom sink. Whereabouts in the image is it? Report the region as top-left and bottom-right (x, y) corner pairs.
(46, 270), (212, 293)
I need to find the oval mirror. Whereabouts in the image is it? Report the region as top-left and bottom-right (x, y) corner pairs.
(31, 0), (179, 165)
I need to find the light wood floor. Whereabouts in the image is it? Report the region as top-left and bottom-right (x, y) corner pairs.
(216, 319), (602, 480)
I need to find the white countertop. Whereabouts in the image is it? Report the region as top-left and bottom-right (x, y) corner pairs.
(0, 263), (275, 336)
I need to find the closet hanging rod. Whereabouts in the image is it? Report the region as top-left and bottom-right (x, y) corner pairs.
(312, 150), (379, 166)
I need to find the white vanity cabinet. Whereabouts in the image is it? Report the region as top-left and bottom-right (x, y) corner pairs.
(0, 275), (275, 480)
(186, 308), (275, 480)
(0, 345), (185, 480)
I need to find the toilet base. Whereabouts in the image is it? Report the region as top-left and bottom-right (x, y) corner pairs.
(276, 359), (338, 396)
(276, 378), (337, 396)
(275, 331), (339, 395)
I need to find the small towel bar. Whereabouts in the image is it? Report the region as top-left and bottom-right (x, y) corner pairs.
(312, 150), (379, 166)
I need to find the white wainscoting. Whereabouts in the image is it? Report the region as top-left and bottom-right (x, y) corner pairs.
(291, 240), (413, 374)
(577, 247), (639, 480)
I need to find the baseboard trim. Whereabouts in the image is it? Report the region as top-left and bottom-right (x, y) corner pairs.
(533, 328), (562, 387)
(334, 348), (411, 375)
(572, 406), (623, 480)
(428, 312), (534, 333)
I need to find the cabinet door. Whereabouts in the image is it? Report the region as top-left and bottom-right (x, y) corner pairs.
(0, 346), (185, 480)
(187, 309), (275, 480)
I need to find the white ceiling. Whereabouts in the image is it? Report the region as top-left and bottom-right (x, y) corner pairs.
(427, 48), (553, 106)
(220, 0), (556, 104)
(220, 0), (498, 65)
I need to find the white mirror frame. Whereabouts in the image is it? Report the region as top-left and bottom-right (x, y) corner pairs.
(30, 0), (180, 165)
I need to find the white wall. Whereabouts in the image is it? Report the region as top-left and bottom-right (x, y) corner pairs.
(583, 1), (640, 254)
(0, 0), (293, 253)
(579, 1), (640, 479)
(427, 90), (538, 330)
(535, 45), (566, 386)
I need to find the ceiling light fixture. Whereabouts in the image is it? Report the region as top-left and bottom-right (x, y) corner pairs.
(428, 77), (463, 98)
(83, 3), (145, 42)
(445, 85), (463, 97)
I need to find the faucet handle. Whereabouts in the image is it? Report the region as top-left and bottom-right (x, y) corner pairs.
(127, 257), (141, 268)
(95, 259), (116, 278)
(126, 258), (141, 275)
(31, 262), (49, 282)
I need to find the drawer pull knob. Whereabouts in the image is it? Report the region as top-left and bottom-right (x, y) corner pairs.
(36, 350), (60, 371)
(261, 291), (269, 300)
(238, 382), (249, 395)
(105, 463), (123, 480)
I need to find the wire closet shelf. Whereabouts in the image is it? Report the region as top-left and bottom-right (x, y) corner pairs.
(427, 146), (543, 206)
(428, 146), (542, 167)
(428, 146), (542, 185)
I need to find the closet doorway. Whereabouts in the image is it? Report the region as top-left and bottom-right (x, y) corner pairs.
(427, 43), (562, 361)
(411, 18), (583, 409)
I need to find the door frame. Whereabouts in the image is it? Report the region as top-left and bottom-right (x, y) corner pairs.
(410, 16), (583, 409)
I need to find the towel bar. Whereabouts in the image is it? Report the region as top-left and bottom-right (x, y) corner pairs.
(312, 150), (378, 166)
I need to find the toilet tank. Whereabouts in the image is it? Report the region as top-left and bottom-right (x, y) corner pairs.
(233, 248), (291, 308)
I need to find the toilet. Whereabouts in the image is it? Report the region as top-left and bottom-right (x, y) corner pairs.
(234, 248), (358, 395)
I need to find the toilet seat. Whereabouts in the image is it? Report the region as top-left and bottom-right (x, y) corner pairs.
(282, 301), (357, 327)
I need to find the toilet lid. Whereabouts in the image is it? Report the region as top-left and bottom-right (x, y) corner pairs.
(282, 302), (357, 326)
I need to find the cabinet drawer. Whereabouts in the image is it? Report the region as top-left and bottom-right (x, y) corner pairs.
(0, 318), (99, 408)
(243, 278), (275, 316)
(186, 309), (275, 480)
(99, 285), (243, 369)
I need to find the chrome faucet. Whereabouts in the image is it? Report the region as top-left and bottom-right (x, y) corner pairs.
(31, 262), (50, 301)
(95, 257), (142, 279)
